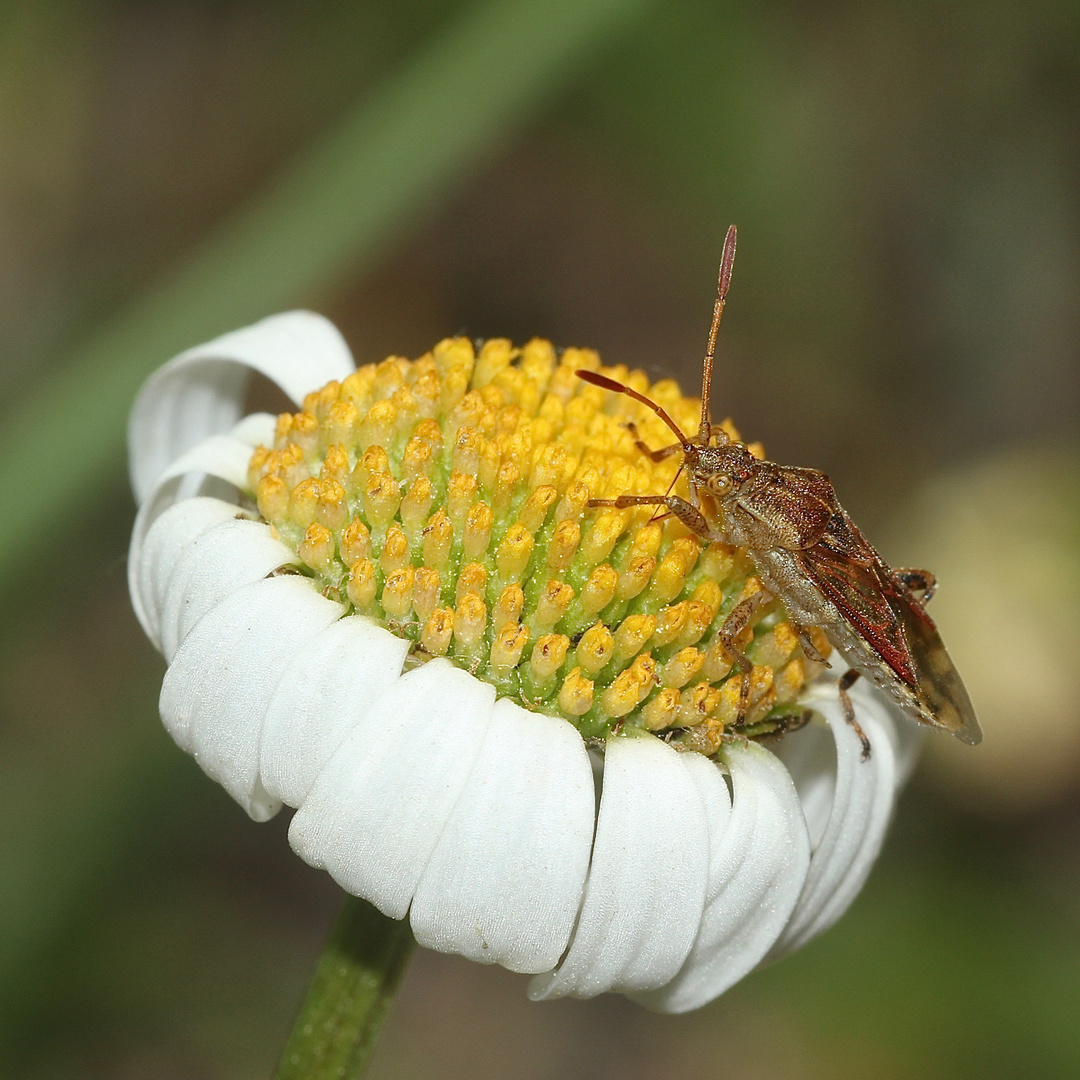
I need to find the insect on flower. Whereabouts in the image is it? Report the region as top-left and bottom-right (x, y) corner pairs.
(578, 225), (982, 756)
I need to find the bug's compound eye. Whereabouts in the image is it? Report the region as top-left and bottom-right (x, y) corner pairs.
(706, 474), (733, 496)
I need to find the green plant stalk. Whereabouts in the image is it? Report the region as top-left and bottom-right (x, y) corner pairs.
(0, 0), (647, 590)
(275, 896), (416, 1080)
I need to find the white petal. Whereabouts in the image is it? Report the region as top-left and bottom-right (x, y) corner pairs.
(129, 312), (354, 503)
(128, 432), (257, 647)
(633, 741), (811, 1013)
(158, 518), (299, 661)
(259, 616), (410, 808)
(288, 659), (496, 919)
(528, 735), (710, 1000)
(159, 575), (343, 820)
(410, 699), (595, 974)
(888, 708), (926, 787)
(768, 680), (898, 958)
(133, 496), (246, 650)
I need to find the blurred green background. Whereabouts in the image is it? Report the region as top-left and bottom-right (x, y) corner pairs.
(2, 0), (1080, 1076)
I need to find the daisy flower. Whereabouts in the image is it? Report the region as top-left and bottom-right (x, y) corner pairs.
(127, 311), (920, 1013)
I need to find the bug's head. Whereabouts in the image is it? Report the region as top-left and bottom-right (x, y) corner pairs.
(684, 440), (757, 500)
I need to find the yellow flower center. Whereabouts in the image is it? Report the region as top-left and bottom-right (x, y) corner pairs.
(247, 336), (829, 754)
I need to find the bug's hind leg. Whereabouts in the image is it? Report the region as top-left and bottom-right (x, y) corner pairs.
(893, 567), (937, 604)
(838, 668), (872, 762)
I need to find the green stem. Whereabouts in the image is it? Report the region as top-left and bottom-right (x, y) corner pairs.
(274, 895), (416, 1080)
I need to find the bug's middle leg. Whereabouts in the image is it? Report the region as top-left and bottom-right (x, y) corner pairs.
(838, 668), (872, 761)
(716, 592), (771, 725)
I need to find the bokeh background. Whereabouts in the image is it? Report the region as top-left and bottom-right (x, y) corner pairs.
(2, 0), (1080, 1076)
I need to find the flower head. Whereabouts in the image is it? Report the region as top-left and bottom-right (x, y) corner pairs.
(128, 311), (920, 1012)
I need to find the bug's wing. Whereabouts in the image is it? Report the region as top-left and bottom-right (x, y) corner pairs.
(891, 588), (982, 744)
(801, 509), (982, 745)
(797, 542), (919, 687)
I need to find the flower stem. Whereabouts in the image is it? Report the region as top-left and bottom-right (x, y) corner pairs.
(274, 895), (415, 1080)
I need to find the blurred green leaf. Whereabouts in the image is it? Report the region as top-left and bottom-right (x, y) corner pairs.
(0, 0), (647, 589)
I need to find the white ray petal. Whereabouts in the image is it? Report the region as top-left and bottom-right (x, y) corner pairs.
(259, 616), (410, 807)
(887, 707), (925, 787)
(133, 496), (246, 650)
(157, 518), (299, 661)
(159, 576), (343, 821)
(528, 735), (710, 1000)
(128, 432), (256, 646)
(633, 741), (811, 1013)
(768, 681), (898, 958)
(129, 311), (354, 503)
(289, 659), (496, 920)
(410, 699), (595, 974)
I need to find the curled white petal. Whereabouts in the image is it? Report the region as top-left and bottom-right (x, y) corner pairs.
(157, 518), (299, 662)
(260, 616), (410, 808)
(129, 311), (354, 503)
(634, 741), (811, 1013)
(159, 576), (343, 821)
(768, 680), (899, 958)
(528, 735), (710, 1000)
(128, 431), (262, 647)
(289, 659), (497, 919)
(887, 707), (926, 786)
(410, 699), (595, 974)
(133, 496), (246, 650)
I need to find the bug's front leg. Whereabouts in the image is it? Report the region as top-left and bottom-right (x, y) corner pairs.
(838, 668), (872, 761)
(624, 421), (683, 463)
(893, 567), (937, 604)
(588, 494), (723, 542)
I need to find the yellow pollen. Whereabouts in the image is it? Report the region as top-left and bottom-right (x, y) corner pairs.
(413, 566), (440, 622)
(492, 584), (524, 629)
(530, 633), (570, 683)
(496, 524), (534, 581)
(383, 566), (414, 620)
(456, 562), (488, 604)
(614, 614), (656, 663)
(576, 622), (615, 676)
(256, 474), (288, 524)
(463, 502), (494, 559)
(288, 477), (320, 529)
(558, 668), (594, 716)
(421, 608), (454, 656)
(347, 559), (376, 610)
(491, 623), (529, 670)
(422, 511), (453, 571)
(298, 523), (334, 572)
(643, 687), (682, 731)
(453, 593), (487, 653)
(380, 525), (410, 575)
(535, 580), (575, 630)
(580, 564), (618, 616)
(320, 444), (351, 486)
(340, 518), (372, 566)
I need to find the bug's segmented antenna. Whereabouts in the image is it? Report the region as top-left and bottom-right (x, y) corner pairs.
(699, 224), (737, 441)
(575, 369), (689, 445)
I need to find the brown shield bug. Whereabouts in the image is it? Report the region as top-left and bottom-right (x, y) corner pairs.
(577, 225), (981, 756)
